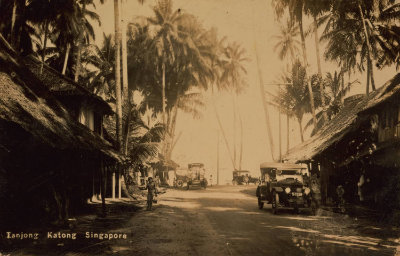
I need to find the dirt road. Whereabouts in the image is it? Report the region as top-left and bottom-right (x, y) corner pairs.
(117, 185), (399, 256)
(4, 185), (400, 256)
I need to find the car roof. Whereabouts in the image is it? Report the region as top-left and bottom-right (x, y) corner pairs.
(260, 162), (305, 169)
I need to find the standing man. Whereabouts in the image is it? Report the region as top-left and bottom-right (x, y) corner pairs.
(146, 177), (157, 211)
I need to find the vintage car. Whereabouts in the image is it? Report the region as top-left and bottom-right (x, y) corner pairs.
(174, 168), (189, 188)
(232, 170), (258, 185)
(186, 163), (208, 189)
(256, 162), (317, 214)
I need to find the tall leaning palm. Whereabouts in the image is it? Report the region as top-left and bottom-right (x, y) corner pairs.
(272, 0), (317, 128)
(205, 28), (236, 169)
(304, 0), (330, 123)
(219, 42), (249, 171)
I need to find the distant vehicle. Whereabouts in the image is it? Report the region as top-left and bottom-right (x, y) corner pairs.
(256, 162), (317, 215)
(232, 170), (258, 185)
(187, 163), (207, 189)
(174, 168), (190, 188)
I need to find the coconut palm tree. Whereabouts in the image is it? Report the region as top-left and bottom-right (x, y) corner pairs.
(51, 2), (100, 77)
(81, 33), (116, 99)
(304, 0), (330, 123)
(147, 0), (183, 126)
(304, 70), (359, 134)
(273, 19), (301, 63)
(272, 0), (318, 129)
(320, 0), (400, 95)
(219, 42), (249, 170)
(269, 60), (321, 142)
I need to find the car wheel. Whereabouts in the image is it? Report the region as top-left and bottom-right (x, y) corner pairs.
(177, 180), (183, 188)
(272, 191), (279, 214)
(258, 197), (264, 210)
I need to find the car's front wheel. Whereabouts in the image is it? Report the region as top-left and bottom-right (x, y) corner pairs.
(272, 191), (279, 214)
(258, 197), (264, 209)
(177, 180), (183, 188)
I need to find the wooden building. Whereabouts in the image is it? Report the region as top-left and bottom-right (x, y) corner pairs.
(23, 52), (123, 200)
(284, 74), (400, 215)
(0, 35), (123, 227)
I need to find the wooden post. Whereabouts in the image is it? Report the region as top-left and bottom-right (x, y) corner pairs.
(118, 169), (122, 199)
(112, 169), (116, 199)
(100, 160), (107, 216)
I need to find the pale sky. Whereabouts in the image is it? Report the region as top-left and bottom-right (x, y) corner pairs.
(94, 0), (398, 183)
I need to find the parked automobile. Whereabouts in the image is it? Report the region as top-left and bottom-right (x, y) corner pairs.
(174, 168), (190, 188)
(256, 162), (317, 215)
(232, 170), (258, 185)
(186, 163), (207, 189)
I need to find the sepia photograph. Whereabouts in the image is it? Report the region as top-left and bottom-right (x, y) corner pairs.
(0, 0), (400, 255)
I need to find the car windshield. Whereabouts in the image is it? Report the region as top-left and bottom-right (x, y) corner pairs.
(276, 169), (303, 183)
(279, 170), (301, 175)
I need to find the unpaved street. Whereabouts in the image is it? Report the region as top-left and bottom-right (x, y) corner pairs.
(121, 185), (400, 256)
(5, 185), (400, 256)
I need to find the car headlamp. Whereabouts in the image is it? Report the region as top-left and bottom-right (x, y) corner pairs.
(304, 187), (311, 195)
(285, 187), (291, 194)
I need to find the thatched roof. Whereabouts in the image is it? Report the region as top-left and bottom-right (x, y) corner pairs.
(283, 73), (400, 163)
(23, 55), (112, 115)
(152, 154), (179, 170)
(0, 35), (123, 162)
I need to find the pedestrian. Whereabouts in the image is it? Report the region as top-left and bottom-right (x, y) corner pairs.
(146, 177), (157, 211)
(336, 185), (345, 213)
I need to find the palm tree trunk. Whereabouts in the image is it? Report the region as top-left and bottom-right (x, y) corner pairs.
(40, 20), (49, 75)
(75, 1), (86, 82)
(62, 43), (71, 75)
(122, 100), (132, 155)
(211, 91), (236, 169)
(10, 0), (17, 46)
(121, 0), (129, 101)
(162, 59), (166, 125)
(299, 15), (317, 128)
(366, 61), (371, 95)
(15, 0), (25, 50)
(369, 58), (376, 90)
(286, 114), (290, 153)
(358, 1), (376, 94)
(238, 105), (243, 171)
(313, 15), (327, 123)
(298, 117), (304, 143)
(232, 95), (237, 169)
(278, 108), (282, 162)
(167, 104), (179, 161)
(254, 42), (275, 161)
(114, 0), (122, 150)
